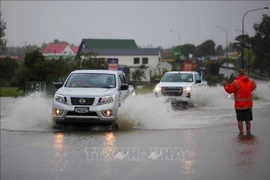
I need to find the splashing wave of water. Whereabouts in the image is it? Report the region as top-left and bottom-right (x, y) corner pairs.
(1, 83), (269, 132)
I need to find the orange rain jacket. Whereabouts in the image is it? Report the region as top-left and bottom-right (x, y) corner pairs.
(224, 75), (256, 110)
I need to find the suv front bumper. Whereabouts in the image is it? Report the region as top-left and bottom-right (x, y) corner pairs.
(52, 100), (118, 123)
(153, 90), (191, 103)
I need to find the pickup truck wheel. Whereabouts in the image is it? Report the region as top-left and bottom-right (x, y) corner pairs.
(107, 122), (119, 130)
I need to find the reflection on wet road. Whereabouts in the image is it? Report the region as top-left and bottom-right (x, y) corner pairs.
(234, 133), (259, 176)
(183, 131), (196, 176)
(52, 133), (68, 172)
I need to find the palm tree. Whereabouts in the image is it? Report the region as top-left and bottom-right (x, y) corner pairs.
(131, 65), (147, 87)
(233, 34), (250, 60)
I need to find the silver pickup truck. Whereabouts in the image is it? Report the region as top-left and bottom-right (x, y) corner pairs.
(153, 71), (207, 108)
(52, 70), (135, 125)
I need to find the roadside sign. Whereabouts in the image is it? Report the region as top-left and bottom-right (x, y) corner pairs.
(25, 81), (46, 95)
(173, 50), (181, 57)
(108, 58), (119, 71)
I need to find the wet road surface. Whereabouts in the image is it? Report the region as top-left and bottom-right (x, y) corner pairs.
(1, 94), (270, 180)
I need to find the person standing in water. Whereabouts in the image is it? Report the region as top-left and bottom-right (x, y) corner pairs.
(223, 69), (257, 134)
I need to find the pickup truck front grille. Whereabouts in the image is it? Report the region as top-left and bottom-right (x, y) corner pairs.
(70, 97), (95, 105)
(161, 87), (183, 96)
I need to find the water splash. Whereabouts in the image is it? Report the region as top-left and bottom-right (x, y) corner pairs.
(1, 92), (53, 131)
(117, 83), (270, 129)
(254, 83), (270, 101)
(1, 83), (269, 132)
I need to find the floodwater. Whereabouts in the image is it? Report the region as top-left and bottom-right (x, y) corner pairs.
(1, 82), (270, 132)
(1, 82), (270, 180)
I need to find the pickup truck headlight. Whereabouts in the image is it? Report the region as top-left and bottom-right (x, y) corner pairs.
(184, 87), (191, 92)
(54, 94), (67, 104)
(154, 86), (161, 91)
(98, 96), (114, 105)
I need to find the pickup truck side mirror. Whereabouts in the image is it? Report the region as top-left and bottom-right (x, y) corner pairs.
(155, 79), (160, 83)
(195, 80), (202, 84)
(54, 82), (63, 89)
(120, 84), (129, 90)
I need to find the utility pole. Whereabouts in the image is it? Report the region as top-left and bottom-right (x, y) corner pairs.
(216, 26), (228, 62)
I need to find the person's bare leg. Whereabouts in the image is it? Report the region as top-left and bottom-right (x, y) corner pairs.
(246, 121), (251, 134)
(238, 121), (244, 134)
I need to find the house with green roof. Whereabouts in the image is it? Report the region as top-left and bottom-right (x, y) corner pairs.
(77, 38), (165, 82)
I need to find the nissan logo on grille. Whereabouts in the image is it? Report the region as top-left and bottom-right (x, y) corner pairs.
(79, 98), (86, 104)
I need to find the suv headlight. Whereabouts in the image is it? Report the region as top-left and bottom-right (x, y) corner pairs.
(184, 87), (191, 92)
(54, 94), (67, 104)
(154, 86), (161, 91)
(98, 96), (114, 105)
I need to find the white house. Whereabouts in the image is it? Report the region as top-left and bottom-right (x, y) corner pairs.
(79, 48), (162, 81)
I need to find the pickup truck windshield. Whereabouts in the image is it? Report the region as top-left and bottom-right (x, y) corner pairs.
(65, 73), (116, 88)
(161, 73), (193, 82)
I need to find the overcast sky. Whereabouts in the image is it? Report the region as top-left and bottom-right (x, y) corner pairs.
(1, 1), (269, 48)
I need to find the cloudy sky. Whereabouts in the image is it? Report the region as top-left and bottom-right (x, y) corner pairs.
(1, 1), (269, 48)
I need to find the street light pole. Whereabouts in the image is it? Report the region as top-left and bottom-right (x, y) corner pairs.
(170, 29), (181, 52)
(241, 7), (269, 69)
(216, 26), (228, 61)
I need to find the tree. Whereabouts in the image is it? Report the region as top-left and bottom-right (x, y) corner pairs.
(12, 50), (48, 91)
(225, 42), (234, 52)
(53, 39), (69, 44)
(233, 34), (250, 60)
(243, 48), (255, 70)
(44, 58), (72, 85)
(194, 40), (216, 57)
(40, 42), (47, 52)
(216, 45), (224, 56)
(77, 51), (108, 69)
(24, 50), (45, 69)
(131, 65), (147, 84)
(0, 57), (19, 86)
(251, 14), (270, 75)
(178, 44), (196, 58)
(206, 62), (220, 76)
(0, 12), (7, 53)
(53, 39), (60, 44)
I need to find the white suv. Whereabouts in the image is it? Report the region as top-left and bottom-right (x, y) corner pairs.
(52, 70), (131, 124)
(153, 71), (207, 107)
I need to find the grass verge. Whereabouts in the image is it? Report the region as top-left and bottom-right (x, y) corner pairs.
(135, 87), (153, 94)
(0, 87), (24, 97)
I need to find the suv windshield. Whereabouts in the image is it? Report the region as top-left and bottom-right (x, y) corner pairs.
(65, 73), (116, 88)
(161, 73), (193, 82)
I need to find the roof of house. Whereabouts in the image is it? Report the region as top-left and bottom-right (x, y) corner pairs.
(81, 39), (138, 49)
(160, 50), (173, 58)
(43, 43), (68, 54)
(80, 48), (160, 56)
(71, 46), (79, 54)
(0, 56), (19, 60)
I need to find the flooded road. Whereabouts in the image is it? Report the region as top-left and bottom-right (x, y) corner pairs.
(1, 83), (270, 180)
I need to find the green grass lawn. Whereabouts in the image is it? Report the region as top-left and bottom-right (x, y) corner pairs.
(0, 87), (24, 97)
(135, 87), (153, 94)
